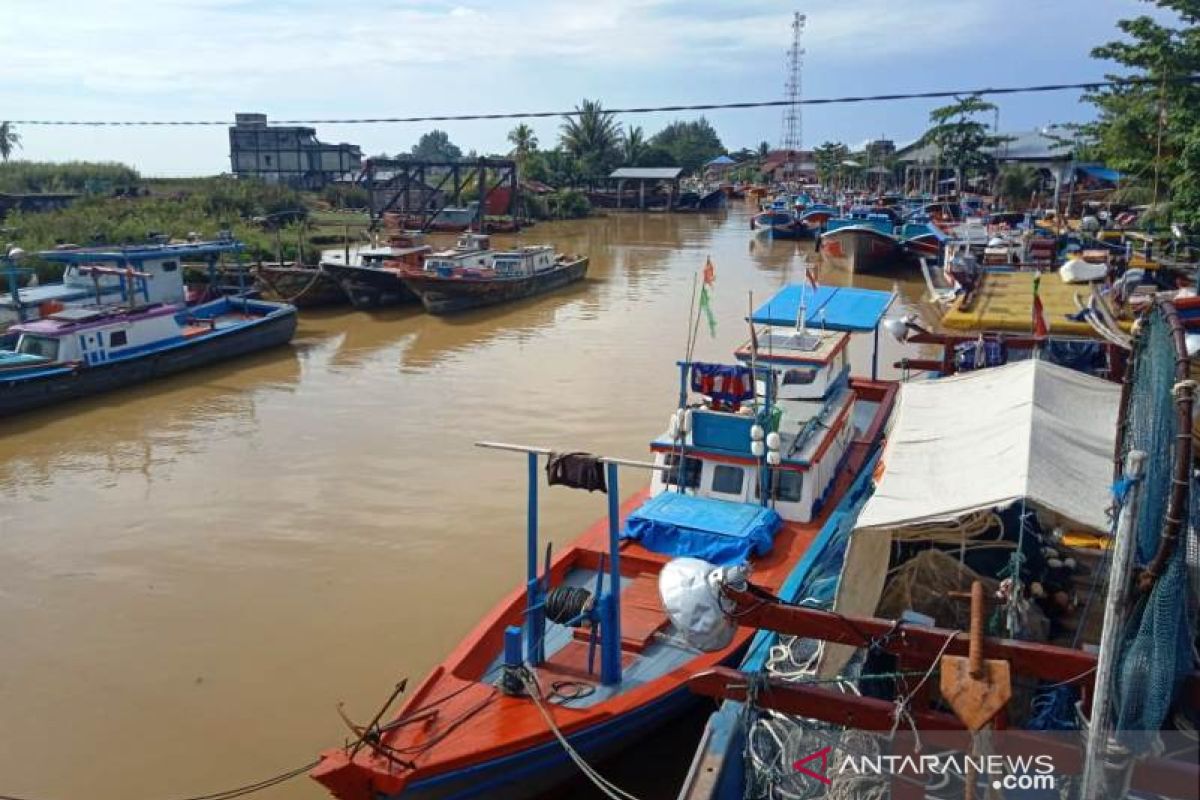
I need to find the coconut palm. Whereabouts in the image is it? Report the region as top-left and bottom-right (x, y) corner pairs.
(507, 123), (538, 178)
(559, 99), (622, 186)
(0, 122), (21, 162)
(622, 125), (647, 166)
(507, 123), (538, 159)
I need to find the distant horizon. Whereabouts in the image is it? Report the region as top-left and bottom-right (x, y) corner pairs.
(0, 0), (1180, 177)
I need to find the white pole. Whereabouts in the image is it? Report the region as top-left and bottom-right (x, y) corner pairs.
(1081, 449), (1146, 800)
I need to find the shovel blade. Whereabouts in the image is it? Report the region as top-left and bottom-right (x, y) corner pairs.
(940, 655), (1012, 731)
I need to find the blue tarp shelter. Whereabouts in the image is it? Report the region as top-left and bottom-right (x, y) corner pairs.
(751, 285), (894, 332)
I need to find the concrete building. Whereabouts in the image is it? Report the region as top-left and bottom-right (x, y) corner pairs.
(228, 113), (363, 189)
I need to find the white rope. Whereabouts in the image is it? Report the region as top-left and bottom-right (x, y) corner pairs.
(519, 669), (646, 800)
(887, 630), (960, 754)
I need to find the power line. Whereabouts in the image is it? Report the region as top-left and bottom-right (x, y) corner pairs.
(6, 76), (1199, 127)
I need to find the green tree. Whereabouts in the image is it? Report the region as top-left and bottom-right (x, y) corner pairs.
(506, 123), (538, 177)
(621, 125), (648, 166)
(0, 122), (21, 163)
(812, 141), (851, 188)
(996, 164), (1041, 208)
(410, 130), (463, 162)
(648, 118), (724, 175)
(757, 141), (771, 159)
(1084, 0), (1200, 226)
(559, 99), (622, 187)
(923, 94), (1006, 192)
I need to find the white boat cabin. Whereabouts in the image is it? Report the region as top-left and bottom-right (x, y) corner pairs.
(648, 326), (857, 524)
(1, 251), (187, 328)
(10, 304), (188, 366)
(422, 239), (558, 278)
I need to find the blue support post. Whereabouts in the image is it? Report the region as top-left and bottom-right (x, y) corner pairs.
(501, 625), (524, 695)
(525, 451), (545, 665)
(504, 625), (523, 667)
(600, 462), (623, 685)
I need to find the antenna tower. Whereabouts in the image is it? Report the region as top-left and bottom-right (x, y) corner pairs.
(780, 12), (806, 154)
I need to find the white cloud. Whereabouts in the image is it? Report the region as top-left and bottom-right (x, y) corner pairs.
(0, 0), (1003, 99)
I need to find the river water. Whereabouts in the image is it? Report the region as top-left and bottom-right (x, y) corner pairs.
(0, 203), (930, 800)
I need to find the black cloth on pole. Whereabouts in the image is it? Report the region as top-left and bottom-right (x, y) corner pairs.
(546, 452), (607, 493)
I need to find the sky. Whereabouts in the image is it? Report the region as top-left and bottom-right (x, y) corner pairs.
(0, 0), (1179, 176)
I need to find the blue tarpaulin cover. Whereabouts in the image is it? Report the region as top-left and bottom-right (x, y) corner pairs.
(621, 492), (783, 564)
(1077, 164), (1122, 184)
(751, 285), (894, 332)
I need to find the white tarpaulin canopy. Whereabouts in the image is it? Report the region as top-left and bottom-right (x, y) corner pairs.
(817, 359), (1119, 680)
(857, 358), (1120, 534)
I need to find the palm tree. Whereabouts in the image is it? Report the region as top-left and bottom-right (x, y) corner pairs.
(559, 99), (622, 186)
(507, 123), (538, 159)
(622, 125), (647, 166)
(0, 122), (21, 162)
(757, 140), (771, 159)
(507, 123), (538, 178)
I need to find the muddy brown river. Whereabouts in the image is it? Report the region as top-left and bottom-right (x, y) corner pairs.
(0, 204), (931, 800)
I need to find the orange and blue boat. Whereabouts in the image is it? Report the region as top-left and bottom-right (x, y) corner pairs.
(311, 283), (897, 800)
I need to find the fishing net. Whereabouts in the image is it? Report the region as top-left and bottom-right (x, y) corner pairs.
(876, 549), (999, 632)
(1111, 302), (1199, 749)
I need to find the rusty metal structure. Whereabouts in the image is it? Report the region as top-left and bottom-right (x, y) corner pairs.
(357, 157), (519, 231)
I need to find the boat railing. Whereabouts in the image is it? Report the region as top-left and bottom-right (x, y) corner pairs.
(474, 441), (668, 688)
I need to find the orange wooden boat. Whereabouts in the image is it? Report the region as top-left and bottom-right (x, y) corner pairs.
(312, 284), (898, 800)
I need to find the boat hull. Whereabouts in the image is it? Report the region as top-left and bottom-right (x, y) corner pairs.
(375, 688), (699, 800)
(819, 227), (903, 271)
(256, 266), (347, 308)
(751, 212), (810, 240)
(0, 301), (297, 417)
(320, 263), (418, 309)
(401, 258), (588, 315)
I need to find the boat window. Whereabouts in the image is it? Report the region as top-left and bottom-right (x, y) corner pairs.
(662, 454), (702, 489)
(711, 465), (744, 495)
(782, 368), (819, 386)
(109, 330), (128, 347)
(161, 261), (178, 272)
(16, 334), (59, 361)
(756, 470), (804, 502)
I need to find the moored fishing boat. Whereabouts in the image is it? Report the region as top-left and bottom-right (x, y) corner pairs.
(899, 216), (947, 262)
(0, 268), (295, 417)
(398, 241), (587, 315)
(310, 281), (897, 800)
(751, 198), (807, 239)
(795, 203), (836, 235)
(319, 234), (434, 309)
(255, 263), (347, 308)
(680, 305), (1200, 799)
(1, 238), (243, 329)
(818, 213), (903, 271)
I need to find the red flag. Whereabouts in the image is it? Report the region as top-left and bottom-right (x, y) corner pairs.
(1032, 274), (1048, 338)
